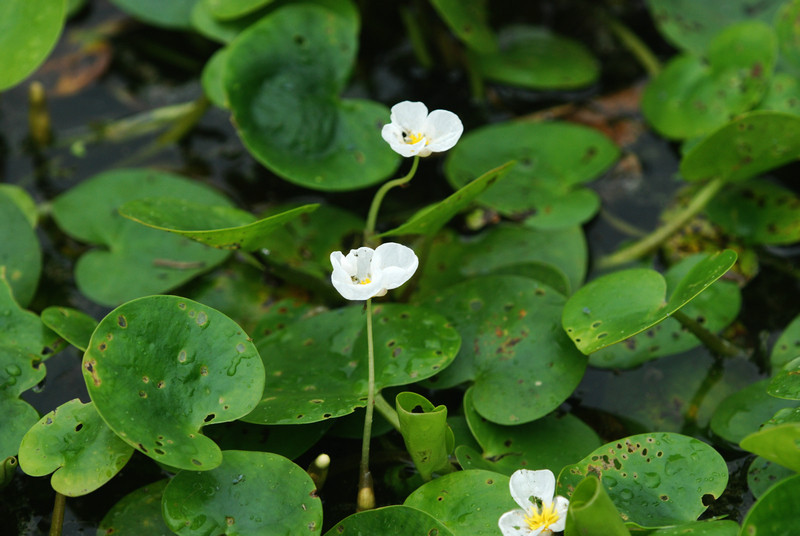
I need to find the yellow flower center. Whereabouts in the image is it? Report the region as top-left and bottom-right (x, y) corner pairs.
(406, 132), (427, 145)
(524, 501), (560, 531)
(359, 278), (371, 285)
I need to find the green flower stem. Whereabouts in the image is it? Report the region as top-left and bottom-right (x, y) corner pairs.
(358, 298), (377, 510)
(374, 392), (401, 432)
(671, 310), (743, 358)
(49, 492), (66, 536)
(596, 177), (726, 269)
(600, 11), (661, 77)
(364, 156), (420, 244)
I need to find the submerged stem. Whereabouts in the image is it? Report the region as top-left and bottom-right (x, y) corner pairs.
(364, 156), (420, 245)
(374, 392), (401, 432)
(50, 492), (66, 536)
(596, 178), (725, 270)
(671, 310), (743, 358)
(358, 298), (377, 511)
(601, 11), (661, 77)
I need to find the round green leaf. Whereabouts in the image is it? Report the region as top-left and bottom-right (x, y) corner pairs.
(557, 433), (729, 528)
(740, 420), (800, 473)
(445, 121), (618, 227)
(120, 197), (318, 251)
(588, 253), (741, 368)
(462, 388), (600, 476)
(566, 476), (631, 536)
(416, 225), (586, 299)
(243, 303), (460, 424)
(422, 275), (586, 425)
(0, 194), (41, 307)
(224, 3), (399, 191)
(191, 0), (265, 43)
(324, 505), (454, 536)
(748, 456), (796, 499)
(644, 0), (783, 54)
(429, 0), (496, 53)
(759, 72), (800, 115)
(0, 271), (61, 359)
(162, 450), (322, 535)
(771, 313), (800, 370)
(404, 469), (512, 536)
(0, 0), (65, 90)
(98, 479), (171, 536)
(562, 250), (737, 354)
(205, 0), (272, 20)
(710, 379), (797, 443)
(18, 399), (133, 496)
(41, 306), (97, 353)
(741, 474), (800, 536)
(769, 356), (800, 400)
(202, 47), (230, 107)
(51, 169), (232, 307)
(470, 25), (599, 89)
(680, 111), (800, 183)
(706, 179), (800, 245)
(83, 296), (265, 470)
(0, 347), (46, 461)
(0, 184), (38, 227)
(109, 0), (197, 28)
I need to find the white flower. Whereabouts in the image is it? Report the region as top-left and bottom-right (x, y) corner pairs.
(499, 469), (569, 536)
(381, 101), (463, 157)
(330, 242), (419, 301)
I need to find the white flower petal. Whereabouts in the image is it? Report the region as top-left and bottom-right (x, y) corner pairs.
(389, 101), (428, 133)
(424, 109), (463, 152)
(510, 469), (556, 510)
(329, 243), (418, 300)
(499, 509), (541, 536)
(373, 243), (418, 290)
(549, 496), (570, 533)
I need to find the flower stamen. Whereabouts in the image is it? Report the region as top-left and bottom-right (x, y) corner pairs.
(405, 132), (427, 145)
(524, 501), (560, 531)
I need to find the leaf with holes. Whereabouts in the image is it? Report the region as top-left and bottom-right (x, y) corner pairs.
(83, 296), (264, 471)
(710, 379), (797, 443)
(18, 399), (134, 496)
(51, 169), (233, 307)
(0, 194), (41, 307)
(562, 250), (737, 354)
(324, 505), (455, 536)
(588, 253), (741, 368)
(41, 307), (97, 353)
(162, 450), (322, 535)
(404, 470), (512, 535)
(242, 304), (459, 424)
(566, 476), (631, 536)
(120, 198), (318, 251)
(224, 2), (399, 190)
(758, 73), (800, 116)
(445, 121), (617, 228)
(0, 346), (46, 461)
(459, 388), (600, 476)
(396, 392), (455, 481)
(557, 433), (729, 529)
(741, 474), (800, 535)
(0, 0), (65, 90)
(421, 275), (586, 424)
(747, 456), (795, 499)
(642, 21), (776, 140)
(416, 225), (586, 299)
(380, 161), (515, 237)
(98, 479), (171, 535)
(740, 408), (800, 472)
(680, 112), (800, 183)
(469, 25), (599, 89)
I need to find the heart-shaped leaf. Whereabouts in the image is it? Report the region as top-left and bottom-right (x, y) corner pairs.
(224, 2), (399, 190)
(0, 270), (61, 359)
(41, 307), (97, 352)
(381, 161), (515, 237)
(18, 399), (134, 496)
(557, 433), (729, 529)
(98, 479), (171, 536)
(404, 470), (512, 536)
(0, 346), (46, 461)
(396, 391), (455, 481)
(83, 296), (265, 470)
(680, 112), (800, 183)
(162, 450), (322, 535)
(0, 194), (41, 307)
(324, 505), (455, 536)
(51, 169), (233, 306)
(562, 250), (737, 354)
(445, 121), (618, 228)
(242, 303), (460, 424)
(469, 25), (599, 89)
(120, 197), (318, 250)
(642, 21), (776, 139)
(565, 476), (631, 536)
(421, 275), (586, 424)
(0, 0), (65, 90)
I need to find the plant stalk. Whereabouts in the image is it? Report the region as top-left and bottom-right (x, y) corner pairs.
(671, 310), (743, 358)
(49, 492), (66, 536)
(358, 298), (377, 511)
(601, 11), (661, 77)
(374, 392), (401, 432)
(596, 177), (725, 269)
(364, 156), (419, 245)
